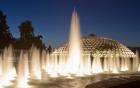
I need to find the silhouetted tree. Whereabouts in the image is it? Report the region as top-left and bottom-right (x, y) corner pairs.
(89, 34), (96, 36)
(48, 45), (52, 54)
(15, 20), (46, 50)
(0, 10), (14, 49)
(19, 20), (34, 39)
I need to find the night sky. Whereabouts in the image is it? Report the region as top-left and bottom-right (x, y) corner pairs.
(0, 0), (140, 47)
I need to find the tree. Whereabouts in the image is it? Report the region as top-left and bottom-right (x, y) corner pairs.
(19, 20), (34, 39)
(16, 20), (46, 50)
(0, 10), (14, 49)
(48, 45), (52, 54)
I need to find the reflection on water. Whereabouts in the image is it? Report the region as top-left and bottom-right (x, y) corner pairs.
(3, 73), (139, 88)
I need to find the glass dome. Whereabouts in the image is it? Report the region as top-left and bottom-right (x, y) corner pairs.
(53, 35), (135, 58)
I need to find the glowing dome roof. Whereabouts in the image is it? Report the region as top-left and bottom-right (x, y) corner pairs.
(54, 35), (135, 58)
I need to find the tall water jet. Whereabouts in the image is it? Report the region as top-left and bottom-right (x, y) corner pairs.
(0, 54), (2, 76)
(92, 52), (103, 73)
(67, 9), (82, 74)
(111, 54), (119, 73)
(103, 56), (109, 72)
(45, 52), (51, 73)
(30, 47), (41, 79)
(17, 51), (29, 88)
(59, 53), (68, 76)
(136, 51), (140, 71)
(41, 50), (47, 71)
(133, 53), (139, 71)
(120, 57), (129, 71)
(0, 46), (16, 87)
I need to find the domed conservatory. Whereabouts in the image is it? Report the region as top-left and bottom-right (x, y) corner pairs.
(54, 34), (135, 57)
(52, 34), (137, 74)
(47, 9), (138, 75)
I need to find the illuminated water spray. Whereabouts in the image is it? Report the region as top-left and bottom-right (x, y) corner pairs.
(67, 9), (82, 74)
(0, 8), (139, 88)
(17, 51), (29, 88)
(30, 47), (41, 79)
(0, 46), (16, 87)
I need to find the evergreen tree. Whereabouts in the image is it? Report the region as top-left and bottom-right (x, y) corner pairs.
(0, 10), (13, 48)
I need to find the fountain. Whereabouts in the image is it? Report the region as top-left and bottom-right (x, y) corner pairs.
(30, 47), (42, 79)
(17, 51), (29, 88)
(0, 9), (139, 88)
(0, 54), (2, 76)
(67, 8), (82, 74)
(92, 52), (103, 73)
(0, 46), (16, 87)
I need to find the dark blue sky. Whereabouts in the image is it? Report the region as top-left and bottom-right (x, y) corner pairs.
(0, 0), (140, 47)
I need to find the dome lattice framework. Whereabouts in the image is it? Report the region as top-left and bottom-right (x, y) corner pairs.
(53, 35), (135, 58)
